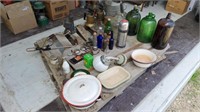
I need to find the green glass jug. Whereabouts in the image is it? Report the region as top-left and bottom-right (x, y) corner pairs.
(126, 5), (141, 36)
(137, 12), (157, 43)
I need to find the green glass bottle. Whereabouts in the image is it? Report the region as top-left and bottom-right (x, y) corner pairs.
(104, 18), (112, 34)
(126, 5), (141, 36)
(137, 12), (157, 43)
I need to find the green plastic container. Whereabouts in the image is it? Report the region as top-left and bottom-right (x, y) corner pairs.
(137, 12), (157, 43)
(83, 53), (94, 69)
(126, 5), (141, 36)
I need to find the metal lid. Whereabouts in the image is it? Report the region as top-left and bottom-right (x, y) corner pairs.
(119, 19), (129, 31)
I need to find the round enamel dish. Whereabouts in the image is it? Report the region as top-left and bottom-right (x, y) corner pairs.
(131, 49), (157, 68)
(62, 75), (102, 107)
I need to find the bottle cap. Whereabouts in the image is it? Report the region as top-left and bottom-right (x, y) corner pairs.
(93, 31), (97, 35)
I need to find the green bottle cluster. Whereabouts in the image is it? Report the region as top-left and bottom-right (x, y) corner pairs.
(126, 5), (141, 36)
(137, 12), (157, 43)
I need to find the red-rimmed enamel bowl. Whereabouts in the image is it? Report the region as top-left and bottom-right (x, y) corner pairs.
(62, 75), (102, 107)
(131, 49), (157, 68)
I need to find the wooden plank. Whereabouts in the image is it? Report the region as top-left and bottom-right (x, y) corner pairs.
(76, 25), (92, 41)
(55, 33), (73, 47)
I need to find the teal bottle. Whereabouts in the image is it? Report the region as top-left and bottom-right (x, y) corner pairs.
(126, 5), (141, 36)
(137, 12), (157, 43)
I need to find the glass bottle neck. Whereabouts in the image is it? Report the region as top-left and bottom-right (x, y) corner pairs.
(166, 13), (171, 19)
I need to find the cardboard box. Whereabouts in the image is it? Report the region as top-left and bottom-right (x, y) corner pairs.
(68, 0), (76, 11)
(0, 1), (37, 34)
(166, 0), (189, 15)
(44, 0), (69, 20)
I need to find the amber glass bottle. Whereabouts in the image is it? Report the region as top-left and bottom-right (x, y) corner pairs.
(151, 13), (175, 49)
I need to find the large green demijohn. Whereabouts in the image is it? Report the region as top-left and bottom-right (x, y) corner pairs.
(126, 5), (141, 36)
(137, 12), (157, 43)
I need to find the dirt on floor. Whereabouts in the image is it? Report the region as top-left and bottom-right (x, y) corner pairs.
(167, 68), (200, 112)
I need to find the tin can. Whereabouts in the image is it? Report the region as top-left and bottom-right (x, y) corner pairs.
(117, 19), (129, 48)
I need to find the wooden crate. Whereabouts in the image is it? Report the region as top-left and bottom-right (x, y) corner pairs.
(44, 0), (69, 20)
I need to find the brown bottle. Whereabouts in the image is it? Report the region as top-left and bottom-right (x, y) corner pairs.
(151, 13), (175, 49)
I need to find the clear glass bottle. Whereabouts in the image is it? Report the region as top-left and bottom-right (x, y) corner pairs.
(151, 13), (175, 49)
(92, 31), (97, 47)
(137, 12), (157, 43)
(126, 5), (141, 36)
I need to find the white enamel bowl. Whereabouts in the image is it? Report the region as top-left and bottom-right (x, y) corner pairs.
(62, 75), (102, 107)
(131, 49), (157, 68)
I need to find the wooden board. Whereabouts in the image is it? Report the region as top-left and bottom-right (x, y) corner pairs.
(36, 32), (169, 112)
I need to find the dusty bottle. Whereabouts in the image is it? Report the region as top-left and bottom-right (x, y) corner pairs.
(62, 59), (70, 74)
(109, 31), (114, 50)
(92, 31), (97, 47)
(126, 5), (141, 36)
(97, 27), (104, 49)
(151, 13), (175, 49)
(102, 34), (109, 52)
(137, 12), (157, 43)
(104, 18), (112, 34)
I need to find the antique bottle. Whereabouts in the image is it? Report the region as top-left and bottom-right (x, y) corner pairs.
(102, 34), (109, 52)
(151, 13), (175, 49)
(109, 31), (114, 50)
(97, 27), (104, 49)
(62, 59), (70, 74)
(137, 12), (157, 43)
(104, 18), (112, 34)
(126, 5), (141, 36)
(92, 31), (97, 47)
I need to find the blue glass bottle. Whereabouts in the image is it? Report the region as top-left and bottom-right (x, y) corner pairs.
(97, 27), (104, 49)
(97, 34), (103, 49)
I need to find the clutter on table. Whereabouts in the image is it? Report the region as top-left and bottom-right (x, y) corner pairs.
(25, 1), (176, 111)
